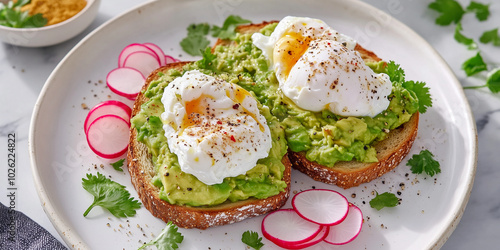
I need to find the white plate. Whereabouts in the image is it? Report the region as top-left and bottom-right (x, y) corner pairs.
(29, 0), (477, 249)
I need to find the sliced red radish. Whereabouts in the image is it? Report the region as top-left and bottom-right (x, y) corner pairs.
(278, 226), (330, 249)
(165, 55), (179, 64)
(118, 43), (159, 68)
(292, 189), (349, 226)
(324, 203), (363, 245)
(123, 51), (161, 78)
(86, 114), (130, 159)
(262, 209), (322, 248)
(106, 67), (146, 99)
(84, 100), (131, 134)
(143, 42), (166, 66)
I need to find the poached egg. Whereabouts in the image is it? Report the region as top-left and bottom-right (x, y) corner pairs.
(252, 16), (392, 117)
(161, 70), (272, 185)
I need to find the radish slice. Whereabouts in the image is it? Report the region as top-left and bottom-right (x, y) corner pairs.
(262, 209), (322, 248)
(106, 67), (146, 99)
(143, 43), (166, 66)
(118, 43), (159, 68)
(165, 55), (179, 64)
(123, 51), (161, 78)
(84, 100), (131, 134)
(278, 226), (330, 249)
(324, 203), (363, 245)
(86, 114), (130, 159)
(292, 189), (349, 226)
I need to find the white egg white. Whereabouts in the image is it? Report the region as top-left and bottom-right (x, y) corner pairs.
(160, 70), (272, 185)
(252, 16), (392, 117)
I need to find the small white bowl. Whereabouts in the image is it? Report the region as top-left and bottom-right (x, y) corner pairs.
(0, 0), (100, 47)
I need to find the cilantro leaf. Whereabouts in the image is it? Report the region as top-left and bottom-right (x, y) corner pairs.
(0, 0), (47, 28)
(180, 23), (211, 56)
(82, 172), (141, 218)
(402, 81), (433, 113)
(461, 52), (488, 76)
(466, 1), (490, 21)
(369, 192), (399, 210)
(486, 69), (500, 93)
(242, 230), (264, 250)
(479, 28), (500, 46)
(406, 150), (441, 177)
(139, 221), (184, 250)
(110, 159), (125, 172)
(211, 15), (251, 40)
(428, 0), (465, 26)
(454, 23), (477, 50)
(385, 61), (405, 83)
(197, 47), (217, 69)
(386, 61), (432, 113)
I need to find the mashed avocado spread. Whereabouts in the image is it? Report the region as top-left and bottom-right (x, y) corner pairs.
(131, 23), (422, 206)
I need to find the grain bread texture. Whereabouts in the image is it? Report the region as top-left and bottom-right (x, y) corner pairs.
(127, 62), (292, 229)
(217, 21), (419, 189)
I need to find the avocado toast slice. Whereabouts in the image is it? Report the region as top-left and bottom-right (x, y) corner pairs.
(215, 21), (421, 189)
(127, 62), (291, 229)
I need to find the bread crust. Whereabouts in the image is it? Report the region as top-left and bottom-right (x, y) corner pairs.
(127, 62), (291, 229)
(218, 21), (419, 189)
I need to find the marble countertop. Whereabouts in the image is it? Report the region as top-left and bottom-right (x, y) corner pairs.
(1, 0), (498, 249)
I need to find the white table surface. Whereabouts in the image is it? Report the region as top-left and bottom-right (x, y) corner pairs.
(1, 0), (499, 249)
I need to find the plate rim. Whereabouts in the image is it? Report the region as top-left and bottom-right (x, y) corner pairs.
(28, 0), (478, 249)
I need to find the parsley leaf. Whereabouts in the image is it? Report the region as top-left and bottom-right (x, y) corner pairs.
(110, 159), (125, 172)
(0, 0), (47, 28)
(241, 230), (264, 250)
(139, 221), (184, 250)
(463, 68), (500, 93)
(428, 0), (465, 26)
(369, 192), (399, 210)
(466, 1), (490, 21)
(386, 61), (432, 113)
(198, 47), (217, 69)
(406, 150), (441, 177)
(479, 28), (500, 46)
(180, 23), (211, 56)
(454, 23), (477, 50)
(211, 15), (251, 40)
(82, 172), (141, 218)
(461, 52), (488, 76)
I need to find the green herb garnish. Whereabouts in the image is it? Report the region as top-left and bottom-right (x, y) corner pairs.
(369, 192), (399, 210)
(386, 61), (432, 113)
(479, 28), (500, 46)
(428, 0), (465, 26)
(406, 150), (441, 177)
(454, 22), (477, 50)
(138, 221), (184, 250)
(464, 68), (500, 93)
(461, 52), (487, 76)
(466, 1), (490, 21)
(82, 172), (141, 218)
(110, 159), (125, 172)
(180, 15), (250, 56)
(241, 230), (264, 250)
(0, 0), (47, 28)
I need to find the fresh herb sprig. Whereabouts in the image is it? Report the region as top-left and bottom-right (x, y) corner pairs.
(111, 159), (125, 172)
(138, 221), (184, 250)
(180, 15), (250, 56)
(0, 0), (47, 28)
(82, 172), (141, 218)
(428, 0), (500, 93)
(242, 230), (264, 250)
(406, 150), (442, 177)
(369, 192), (399, 210)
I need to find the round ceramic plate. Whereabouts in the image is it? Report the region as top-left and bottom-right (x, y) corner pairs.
(29, 0), (477, 249)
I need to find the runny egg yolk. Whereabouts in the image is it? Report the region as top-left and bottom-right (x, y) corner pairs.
(273, 31), (312, 81)
(181, 87), (265, 134)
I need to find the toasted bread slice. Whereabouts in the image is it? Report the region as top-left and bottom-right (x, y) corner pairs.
(215, 21), (419, 189)
(127, 62), (292, 229)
